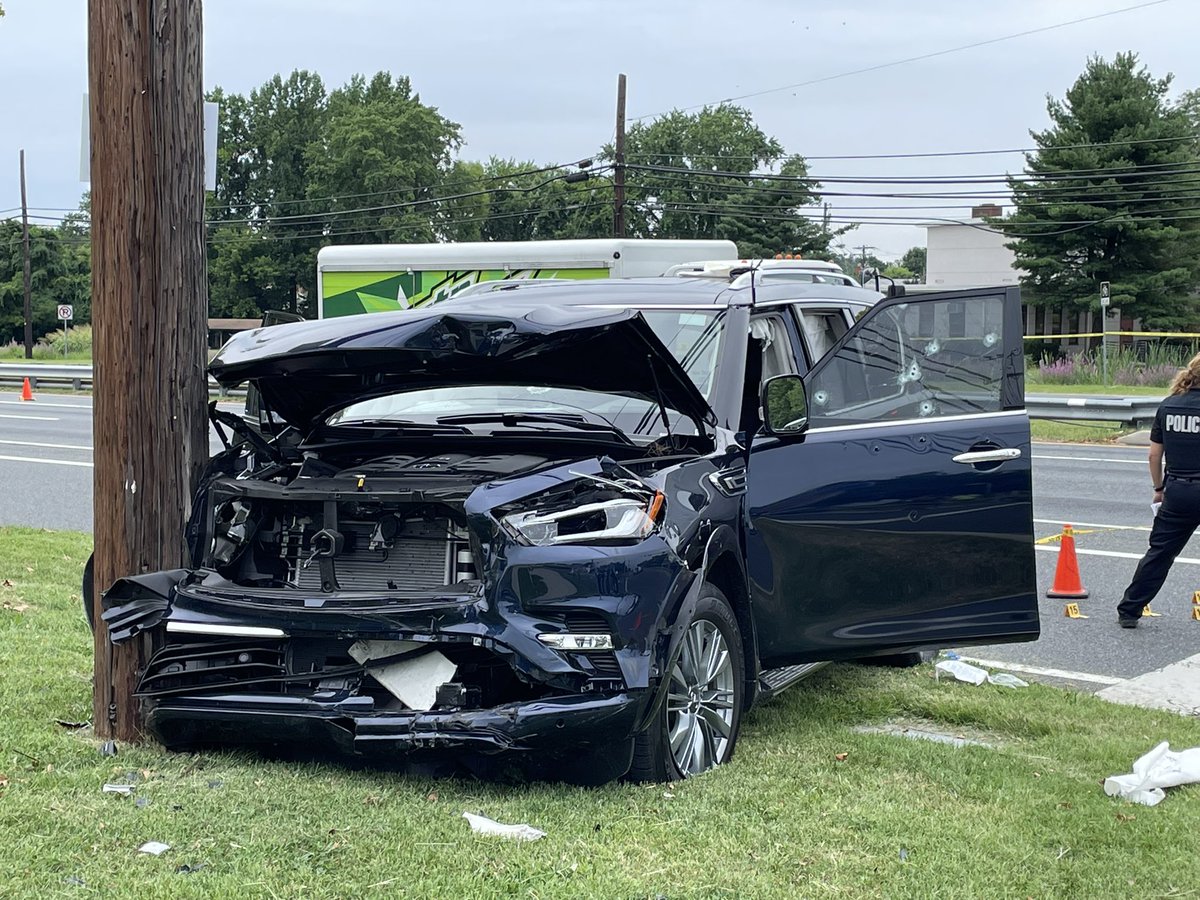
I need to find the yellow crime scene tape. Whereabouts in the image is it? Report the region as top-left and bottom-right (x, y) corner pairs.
(1023, 331), (1200, 341)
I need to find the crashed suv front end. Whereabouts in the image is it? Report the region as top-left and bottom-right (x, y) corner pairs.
(100, 302), (744, 782)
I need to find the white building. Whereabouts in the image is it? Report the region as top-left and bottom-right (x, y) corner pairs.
(924, 211), (1020, 289)
(924, 207), (1116, 354)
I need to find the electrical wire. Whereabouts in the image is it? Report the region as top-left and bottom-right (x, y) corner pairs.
(631, 0), (1175, 120)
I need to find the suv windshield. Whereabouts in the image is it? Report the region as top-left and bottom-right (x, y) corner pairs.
(327, 309), (725, 438)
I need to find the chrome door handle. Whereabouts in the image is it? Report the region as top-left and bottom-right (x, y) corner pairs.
(952, 448), (1022, 465)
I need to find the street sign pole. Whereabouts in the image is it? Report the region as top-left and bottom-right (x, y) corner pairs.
(57, 304), (74, 360)
(1099, 282), (1111, 386)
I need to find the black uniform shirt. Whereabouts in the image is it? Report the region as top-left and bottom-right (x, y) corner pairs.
(1151, 388), (1200, 477)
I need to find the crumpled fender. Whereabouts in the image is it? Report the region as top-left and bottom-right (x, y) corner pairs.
(635, 523), (751, 732)
(101, 569), (187, 643)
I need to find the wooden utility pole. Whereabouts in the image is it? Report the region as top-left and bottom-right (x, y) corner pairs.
(89, 0), (209, 740)
(19, 150), (32, 359)
(613, 73), (627, 239)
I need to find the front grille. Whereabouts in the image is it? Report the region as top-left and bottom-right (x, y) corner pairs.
(540, 610), (611, 634)
(566, 651), (624, 680)
(137, 640), (286, 697)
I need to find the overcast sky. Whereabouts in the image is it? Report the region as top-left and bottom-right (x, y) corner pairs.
(2, 0), (1197, 258)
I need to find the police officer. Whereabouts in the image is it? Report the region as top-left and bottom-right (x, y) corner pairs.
(1118, 352), (1200, 627)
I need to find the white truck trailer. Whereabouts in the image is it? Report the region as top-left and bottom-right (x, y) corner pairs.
(316, 239), (738, 318)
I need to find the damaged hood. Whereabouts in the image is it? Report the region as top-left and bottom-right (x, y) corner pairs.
(210, 303), (715, 432)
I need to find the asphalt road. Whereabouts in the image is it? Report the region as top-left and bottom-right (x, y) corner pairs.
(1, 389), (1197, 687)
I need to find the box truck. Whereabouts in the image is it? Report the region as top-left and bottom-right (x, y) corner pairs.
(316, 239), (738, 318)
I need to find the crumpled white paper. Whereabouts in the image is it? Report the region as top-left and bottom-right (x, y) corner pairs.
(1104, 741), (1200, 806)
(462, 812), (546, 841)
(137, 841), (171, 855)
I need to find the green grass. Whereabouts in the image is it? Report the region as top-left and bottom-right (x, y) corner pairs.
(3, 528), (1200, 897)
(1030, 419), (1131, 443)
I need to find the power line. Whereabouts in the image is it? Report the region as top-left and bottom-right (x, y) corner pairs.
(631, 0), (1175, 120)
(623, 134), (1200, 163)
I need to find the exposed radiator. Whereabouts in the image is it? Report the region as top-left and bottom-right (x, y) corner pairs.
(283, 516), (474, 591)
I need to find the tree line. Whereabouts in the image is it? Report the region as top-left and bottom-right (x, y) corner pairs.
(4, 51), (1200, 345)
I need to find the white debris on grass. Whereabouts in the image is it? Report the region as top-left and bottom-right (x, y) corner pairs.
(137, 841), (171, 856)
(102, 783), (135, 796)
(1104, 742), (1200, 807)
(934, 659), (1028, 688)
(462, 812), (546, 842)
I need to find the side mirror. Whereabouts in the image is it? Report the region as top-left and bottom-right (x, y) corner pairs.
(761, 374), (809, 436)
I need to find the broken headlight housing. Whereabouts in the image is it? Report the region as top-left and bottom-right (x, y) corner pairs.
(500, 490), (664, 547)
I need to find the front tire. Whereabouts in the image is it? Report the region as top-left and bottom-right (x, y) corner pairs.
(628, 587), (745, 782)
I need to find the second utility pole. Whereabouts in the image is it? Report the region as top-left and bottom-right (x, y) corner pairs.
(613, 73), (626, 238)
(20, 149), (32, 359)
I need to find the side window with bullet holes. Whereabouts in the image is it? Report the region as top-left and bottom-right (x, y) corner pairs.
(805, 295), (1006, 428)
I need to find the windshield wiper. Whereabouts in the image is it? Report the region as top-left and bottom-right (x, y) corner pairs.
(332, 419), (472, 434)
(437, 412), (628, 437)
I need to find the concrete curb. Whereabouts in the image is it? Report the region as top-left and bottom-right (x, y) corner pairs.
(1096, 652), (1200, 717)
(1116, 430), (1153, 447)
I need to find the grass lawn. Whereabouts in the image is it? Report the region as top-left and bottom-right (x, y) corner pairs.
(3, 528), (1200, 897)
(1029, 419), (1132, 444)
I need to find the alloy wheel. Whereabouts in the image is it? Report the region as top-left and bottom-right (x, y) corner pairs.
(666, 618), (736, 776)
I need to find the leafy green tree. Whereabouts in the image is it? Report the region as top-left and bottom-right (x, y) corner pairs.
(0, 220), (90, 344)
(206, 71), (463, 315)
(900, 246), (926, 281)
(882, 264), (915, 282)
(999, 53), (1200, 327)
(307, 72), (462, 245)
(612, 105), (835, 258)
(437, 158), (611, 243)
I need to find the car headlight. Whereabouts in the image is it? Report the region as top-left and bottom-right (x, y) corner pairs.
(501, 492), (664, 547)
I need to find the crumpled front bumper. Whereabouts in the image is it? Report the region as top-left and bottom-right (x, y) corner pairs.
(101, 534), (701, 775)
(146, 689), (646, 756)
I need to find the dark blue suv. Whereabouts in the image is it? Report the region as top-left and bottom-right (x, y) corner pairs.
(99, 277), (1038, 783)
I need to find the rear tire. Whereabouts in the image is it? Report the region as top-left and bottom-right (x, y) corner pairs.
(860, 649), (936, 668)
(82, 553), (95, 632)
(628, 587), (745, 782)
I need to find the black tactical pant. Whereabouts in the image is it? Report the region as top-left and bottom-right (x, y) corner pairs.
(1118, 477), (1200, 619)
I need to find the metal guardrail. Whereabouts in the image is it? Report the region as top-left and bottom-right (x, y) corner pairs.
(0, 363), (235, 395)
(0, 362), (94, 390)
(1024, 394), (1162, 430)
(0, 364), (1164, 428)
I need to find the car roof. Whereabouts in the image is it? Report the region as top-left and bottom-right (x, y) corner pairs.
(445, 277), (883, 310)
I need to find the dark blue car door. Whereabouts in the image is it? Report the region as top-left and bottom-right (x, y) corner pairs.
(746, 287), (1038, 666)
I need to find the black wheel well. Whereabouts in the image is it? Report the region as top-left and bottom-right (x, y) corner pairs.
(704, 551), (759, 704)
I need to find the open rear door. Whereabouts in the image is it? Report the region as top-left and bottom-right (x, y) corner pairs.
(746, 286), (1038, 665)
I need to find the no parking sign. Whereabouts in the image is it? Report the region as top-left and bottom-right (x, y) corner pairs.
(58, 304), (73, 321)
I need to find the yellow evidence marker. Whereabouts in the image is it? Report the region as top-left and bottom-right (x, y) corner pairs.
(1064, 603), (1088, 619)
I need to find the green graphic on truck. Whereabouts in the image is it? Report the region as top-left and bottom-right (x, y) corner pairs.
(321, 268), (608, 318)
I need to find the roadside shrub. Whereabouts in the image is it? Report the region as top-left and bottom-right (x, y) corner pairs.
(1030, 343), (1196, 388)
(33, 325), (92, 359)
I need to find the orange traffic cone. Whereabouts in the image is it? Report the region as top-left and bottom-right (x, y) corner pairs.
(19, 377), (34, 402)
(1047, 524), (1088, 599)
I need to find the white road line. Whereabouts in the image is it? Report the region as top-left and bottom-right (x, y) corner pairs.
(0, 439), (92, 451)
(954, 656), (1123, 686)
(0, 400), (92, 410)
(1033, 454), (1143, 465)
(1034, 517), (1151, 533)
(1036, 544), (1200, 564)
(0, 454), (92, 468)
(0, 413), (59, 421)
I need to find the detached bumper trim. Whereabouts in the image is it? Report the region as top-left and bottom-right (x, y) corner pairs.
(165, 621), (288, 638)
